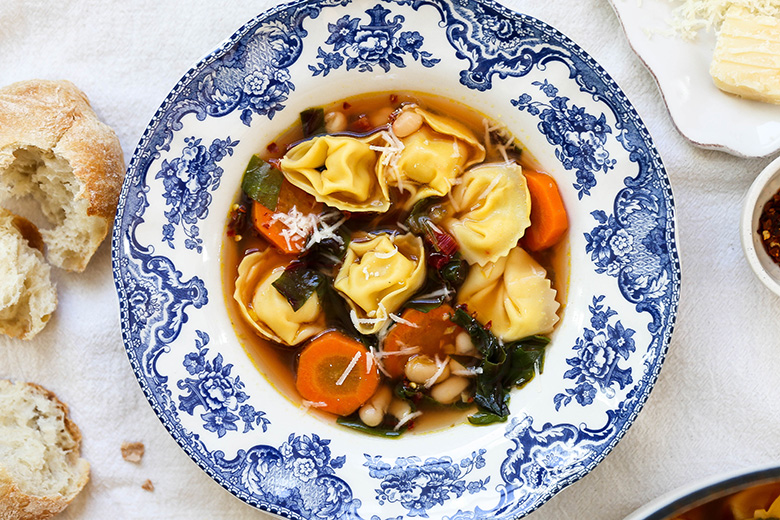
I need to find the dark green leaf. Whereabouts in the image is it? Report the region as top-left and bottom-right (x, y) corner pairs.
(450, 308), (550, 421)
(404, 197), (447, 242)
(440, 255), (469, 287)
(242, 154), (283, 210)
(271, 263), (325, 311)
(304, 223), (351, 271)
(336, 415), (404, 437)
(404, 277), (448, 313)
(301, 108), (326, 137)
(316, 279), (378, 349)
(468, 411), (508, 425)
(450, 307), (502, 359)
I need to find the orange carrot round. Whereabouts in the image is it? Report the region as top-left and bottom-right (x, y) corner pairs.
(296, 331), (380, 416)
(252, 181), (322, 254)
(521, 170), (568, 252)
(381, 304), (462, 379)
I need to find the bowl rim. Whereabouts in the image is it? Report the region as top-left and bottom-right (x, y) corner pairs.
(624, 463), (780, 520)
(741, 154), (780, 296)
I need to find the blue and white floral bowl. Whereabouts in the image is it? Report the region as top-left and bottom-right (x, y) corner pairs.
(111, 1), (680, 518)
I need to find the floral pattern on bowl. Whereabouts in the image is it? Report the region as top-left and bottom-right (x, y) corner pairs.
(112, 0), (680, 518)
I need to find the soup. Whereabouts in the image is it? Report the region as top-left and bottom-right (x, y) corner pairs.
(223, 91), (568, 436)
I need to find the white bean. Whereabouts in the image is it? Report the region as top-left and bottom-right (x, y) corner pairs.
(455, 331), (478, 356)
(324, 111), (348, 133)
(449, 358), (467, 373)
(430, 376), (471, 405)
(392, 110), (424, 137)
(358, 385), (393, 427)
(404, 355), (450, 385)
(388, 398), (412, 421)
(369, 106), (395, 127)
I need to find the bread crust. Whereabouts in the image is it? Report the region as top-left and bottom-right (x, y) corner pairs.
(0, 79), (125, 271)
(0, 381), (89, 520)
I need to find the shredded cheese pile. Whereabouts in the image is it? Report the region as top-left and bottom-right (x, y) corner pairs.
(370, 129), (406, 192)
(665, 0), (780, 39)
(269, 206), (346, 252)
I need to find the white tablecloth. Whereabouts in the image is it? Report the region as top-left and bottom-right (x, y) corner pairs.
(1, 1), (778, 518)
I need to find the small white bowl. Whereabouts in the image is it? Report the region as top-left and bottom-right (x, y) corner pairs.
(742, 155), (780, 296)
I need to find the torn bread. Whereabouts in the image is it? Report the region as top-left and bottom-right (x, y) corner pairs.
(0, 79), (125, 272)
(0, 208), (56, 340)
(0, 380), (89, 520)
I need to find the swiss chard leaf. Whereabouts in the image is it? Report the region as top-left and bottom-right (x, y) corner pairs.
(316, 277), (378, 349)
(336, 415), (404, 437)
(301, 107), (326, 137)
(450, 307), (549, 420)
(467, 410), (508, 425)
(304, 223), (351, 271)
(271, 263), (325, 311)
(241, 154), (283, 210)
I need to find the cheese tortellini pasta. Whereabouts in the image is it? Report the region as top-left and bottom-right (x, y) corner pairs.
(384, 105), (485, 206)
(279, 134), (391, 212)
(233, 248), (326, 346)
(443, 162), (531, 266)
(457, 247), (559, 341)
(334, 232), (426, 334)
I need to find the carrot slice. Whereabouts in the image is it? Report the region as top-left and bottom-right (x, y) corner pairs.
(521, 170), (568, 252)
(296, 331), (380, 416)
(381, 304), (462, 379)
(252, 181), (322, 254)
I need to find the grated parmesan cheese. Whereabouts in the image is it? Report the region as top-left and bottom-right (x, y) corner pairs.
(301, 400), (328, 410)
(393, 410), (423, 431)
(424, 356), (450, 389)
(269, 206), (346, 252)
(335, 352), (362, 386)
(370, 128), (407, 193)
(389, 313), (417, 327)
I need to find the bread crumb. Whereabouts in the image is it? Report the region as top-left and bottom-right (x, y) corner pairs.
(121, 442), (145, 463)
(141, 479), (154, 492)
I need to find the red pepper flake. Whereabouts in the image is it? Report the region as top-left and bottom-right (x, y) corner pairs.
(342, 101), (352, 110)
(267, 142), (279, 154)
(352, 115), (372, 133)
(759, 189), (780, 265)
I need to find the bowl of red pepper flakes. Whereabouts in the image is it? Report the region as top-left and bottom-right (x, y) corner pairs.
(742, 155), (780, 296)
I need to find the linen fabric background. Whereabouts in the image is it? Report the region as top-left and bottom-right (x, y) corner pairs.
(1, 1), (778, 519)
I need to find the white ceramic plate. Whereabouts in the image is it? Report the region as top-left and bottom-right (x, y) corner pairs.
(112, 1), (680, 518)
(608, 0), (780, 158)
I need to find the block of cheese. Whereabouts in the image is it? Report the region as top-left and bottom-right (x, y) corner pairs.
(710, 6), (780, 104)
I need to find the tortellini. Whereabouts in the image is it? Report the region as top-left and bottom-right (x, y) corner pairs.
(384, 105), (485, 206)
(233, 248), (326, 346)
(279, 134), (391, 212)
(334, 232), (426, 334)
(443, 162), (531, 266)
(457, 246), (559, 341)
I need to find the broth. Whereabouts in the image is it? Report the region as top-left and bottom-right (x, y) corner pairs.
(222, 91), (569, 435)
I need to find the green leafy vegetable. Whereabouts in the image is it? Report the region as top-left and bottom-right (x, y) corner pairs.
(301, 107), (326, 137)
(468, 411), (508, 425)
(405, 198), (449, 249)
(241, 154), (283, 210)
(336, 415), (405, 437)
(271, 263), (325, 311)
(450, 307), (549, 423)
(304, 221), (351, 271)
(316, 277), (378, 350)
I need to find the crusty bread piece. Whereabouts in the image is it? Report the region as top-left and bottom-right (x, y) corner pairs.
(0, 79), (125, 272)
(0, 380), (89, 520)
(0, 208), (56, 340)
